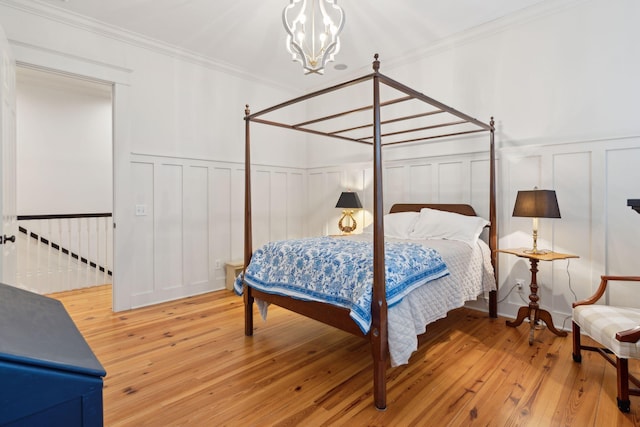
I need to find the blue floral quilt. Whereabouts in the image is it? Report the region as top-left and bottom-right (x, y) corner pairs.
(234, 237), (449, 333)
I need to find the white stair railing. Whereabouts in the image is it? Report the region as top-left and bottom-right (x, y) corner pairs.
(17, 213), (112, 294)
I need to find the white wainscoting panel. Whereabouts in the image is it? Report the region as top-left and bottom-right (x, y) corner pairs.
(230, 168), (245, 258)
(128, 154), (305, 308)
(550, 151), (591, 317)
(308, 170), (343, 236)
(501, 151), (572, 321)
(131, 161), (154, 298)
(124, 137), (640, 319)
(287, 172), (305, 239)
(153, 163), (184, 301)
(470, 159), (491, 219)
(606, 144), (640, 308)
(308, 152), (494, 233)
(500, 136), (640, 327)
(307, 138), (640, 327)
(252, 169), (271, 248)
(408, 163), (434, 203)
(384, 165), (407, 208)
(438, 161), (465, 203)
(307, 172), (325, 236)
(270, 172), (288, 242)
(212, 166), (233, 285)
(184, 165), (209, 290)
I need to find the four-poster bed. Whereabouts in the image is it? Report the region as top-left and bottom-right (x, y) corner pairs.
(240, 55), (497, 410)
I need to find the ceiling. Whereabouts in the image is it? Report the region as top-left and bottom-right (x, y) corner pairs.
(41, 0), (547, 91)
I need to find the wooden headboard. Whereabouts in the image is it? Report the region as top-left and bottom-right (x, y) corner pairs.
(389, 203), (477, 217)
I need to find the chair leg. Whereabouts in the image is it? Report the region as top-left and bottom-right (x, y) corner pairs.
(572, 321), (582, 363)
(617, 357), (631, 413)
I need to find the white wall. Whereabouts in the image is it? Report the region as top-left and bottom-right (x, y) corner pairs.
(304, 0), (640, 326)
(16, 67), (112, 215)
(0, 1), (305, 309)
(127, 153), (306, 307)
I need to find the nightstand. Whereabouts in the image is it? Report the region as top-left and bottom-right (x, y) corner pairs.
(499, 248), (579, 345)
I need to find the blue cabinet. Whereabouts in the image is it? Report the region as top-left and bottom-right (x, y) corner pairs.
(0, 283), (106, 426)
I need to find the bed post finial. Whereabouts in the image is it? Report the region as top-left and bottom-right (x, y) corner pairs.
(245, 104), (250, 117)
(373, 54), (380, 72)
(490, 116), (495, 130)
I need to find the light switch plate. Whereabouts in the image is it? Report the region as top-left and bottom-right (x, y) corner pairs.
(135, 204), (147, 216)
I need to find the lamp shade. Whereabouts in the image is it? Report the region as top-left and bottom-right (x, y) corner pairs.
(512, 190), (561, 218)
(335, 191), (362, 209)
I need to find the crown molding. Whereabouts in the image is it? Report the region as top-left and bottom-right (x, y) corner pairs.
(0, 0), (298, 93)
(386, 0), (590, 71)
(310, 0), (590, 91)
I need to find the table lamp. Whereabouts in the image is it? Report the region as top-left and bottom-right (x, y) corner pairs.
(512, 188), (561, 254)
(335, 191), (362, 234)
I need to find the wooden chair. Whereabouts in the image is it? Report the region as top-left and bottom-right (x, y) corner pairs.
(572, 275), (640, 413)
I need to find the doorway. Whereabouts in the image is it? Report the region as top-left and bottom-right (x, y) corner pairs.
(15, 66), (113, 295)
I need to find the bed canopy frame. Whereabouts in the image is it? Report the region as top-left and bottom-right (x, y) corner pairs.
(243, 54), (497, 410)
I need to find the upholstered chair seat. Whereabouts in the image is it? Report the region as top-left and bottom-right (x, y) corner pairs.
(573, 305), (640, 359)
(572, 275), (640, 413)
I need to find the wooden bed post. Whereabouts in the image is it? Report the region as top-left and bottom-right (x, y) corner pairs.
(488, 117), (498, 318)
(371, 54), (388, 411)
(244, 105), (254, 336)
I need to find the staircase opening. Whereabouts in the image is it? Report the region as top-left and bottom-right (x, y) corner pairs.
(16, 66), (113, 294)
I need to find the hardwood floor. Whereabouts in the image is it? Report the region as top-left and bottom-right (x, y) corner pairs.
(48, 285), (639, 426)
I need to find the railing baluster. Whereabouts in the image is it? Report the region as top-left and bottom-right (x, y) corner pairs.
(46, 218), (52, 293)
(66, 218), (72, 289)
(74, 217), (80, 289)
(105, 218), (111, 284)
(35, 220), (41, 289)
(23, 224), (31, 286)
(92, 218), (100, 283)
(100, 217), (105, 283)
(16, 213), (113, 294)
(78, 218), (84, 285)
(85, 217), (90, 281)
(55, 218), (63, 291)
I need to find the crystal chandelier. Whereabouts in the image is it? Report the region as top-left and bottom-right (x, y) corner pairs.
(282, 0), (345, 74)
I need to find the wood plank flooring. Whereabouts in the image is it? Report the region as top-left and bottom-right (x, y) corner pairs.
(48, 285), (640, 426)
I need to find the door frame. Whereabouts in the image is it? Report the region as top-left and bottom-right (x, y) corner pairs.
(0, 25), (17, 284)
(11, 41), (134, 311)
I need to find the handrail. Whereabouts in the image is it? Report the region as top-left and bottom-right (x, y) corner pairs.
(18, 213), (112, 221)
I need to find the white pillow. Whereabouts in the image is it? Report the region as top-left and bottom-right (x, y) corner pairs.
(409, 207), (489, 245)
(362, 211), (419, 239)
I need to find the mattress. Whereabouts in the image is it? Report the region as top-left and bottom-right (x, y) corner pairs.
(238, 234), (495, 367)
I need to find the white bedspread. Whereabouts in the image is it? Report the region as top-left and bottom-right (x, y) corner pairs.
(246, 234), (495, 367)
(384, 238), (495, 366)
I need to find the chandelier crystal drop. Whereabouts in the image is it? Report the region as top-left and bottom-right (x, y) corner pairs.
(282, 0), (345, 75)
